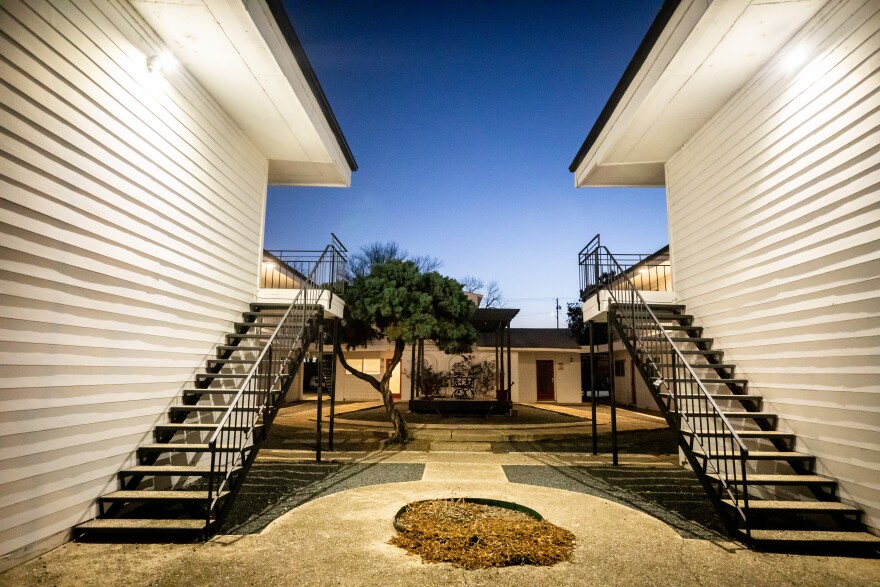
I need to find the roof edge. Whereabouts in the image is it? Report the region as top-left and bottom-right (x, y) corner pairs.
(568, 0), (681, 174)
(264, 0), (358, 172)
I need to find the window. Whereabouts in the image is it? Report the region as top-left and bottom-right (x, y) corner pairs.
(614, 360), (625, 377)
(345, 358), (382, 375)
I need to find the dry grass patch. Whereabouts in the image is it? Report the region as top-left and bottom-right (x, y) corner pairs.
(390, 498), (575, 569)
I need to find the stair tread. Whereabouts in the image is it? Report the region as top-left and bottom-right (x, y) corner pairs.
(662, 393), (760, 400)
(686, 430), (794, 438)
(683, 411), (775, 418)
(102, 490), (227, 500)
(77, 518), (208, 531)
(155, 423), (260, 431)
(722, 499), (859, 512)
(708, 473), (834, 485)
(748, 529), (880, 543)
(217, 345), (264, 351)
(169, 405), (262, 411)
(694, 450), (813, 460)
(121, 465), (219, 474)
(140, 443), (254, 452)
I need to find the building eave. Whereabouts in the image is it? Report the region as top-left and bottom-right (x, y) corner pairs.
(131, 0), (356, 187)
(570, 0), (825, 188)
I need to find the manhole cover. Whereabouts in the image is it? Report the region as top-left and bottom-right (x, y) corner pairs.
(390, 498), (575, 569)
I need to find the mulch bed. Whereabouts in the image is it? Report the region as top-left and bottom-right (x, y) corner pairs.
(390, 499), (575, 569)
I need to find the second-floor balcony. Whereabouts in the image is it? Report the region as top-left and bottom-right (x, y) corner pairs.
(258, 234), (348, 317)
(578, 235), (677, 322)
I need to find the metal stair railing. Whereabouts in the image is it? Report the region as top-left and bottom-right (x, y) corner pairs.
(204, 240), (346, 535)
(581, 237), (750, 538)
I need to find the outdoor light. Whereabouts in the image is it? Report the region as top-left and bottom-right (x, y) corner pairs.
(146, 51), (175, 74)
(263, 260), (277, 269)
(782, 46), (808, 70)
(638, 268), (649, 274)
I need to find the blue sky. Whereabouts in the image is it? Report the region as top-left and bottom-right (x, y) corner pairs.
(266, 0), (668, 327)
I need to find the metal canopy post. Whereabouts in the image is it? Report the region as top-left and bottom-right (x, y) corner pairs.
(328, 318), (338, 451)
(589, 320), (598, 455)
(410, 342), (416, 400)
(608, 314), (618, 466)
(505, 323), (512, 395)
(316, 319), (323, 463)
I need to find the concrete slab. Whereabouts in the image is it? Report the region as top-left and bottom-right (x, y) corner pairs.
(422, 463), (508, 483)
(430, 441), (492, 451)
(6, 480), (878, 587)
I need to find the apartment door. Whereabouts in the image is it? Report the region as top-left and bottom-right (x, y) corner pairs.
(536, 360), (555, 401)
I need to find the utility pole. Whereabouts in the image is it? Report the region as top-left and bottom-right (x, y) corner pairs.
(555, 297), (561, 328)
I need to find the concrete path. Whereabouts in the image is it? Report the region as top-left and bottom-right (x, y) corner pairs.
(3, 446), (879, 587)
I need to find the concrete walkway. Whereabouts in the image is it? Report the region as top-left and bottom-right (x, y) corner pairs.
(3, 446), (879, 586)
(2, 405), (878, 586)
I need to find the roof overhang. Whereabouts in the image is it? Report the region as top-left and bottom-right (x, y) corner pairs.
(570, 0), (823, 188)
(131, 0), (356, 187)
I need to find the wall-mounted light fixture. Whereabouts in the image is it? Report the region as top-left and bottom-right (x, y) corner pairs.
(146, 52), (175, 74)
(782, 46), (808, 71)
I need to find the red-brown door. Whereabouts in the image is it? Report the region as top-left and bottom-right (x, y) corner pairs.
(536, 360), (555, 401)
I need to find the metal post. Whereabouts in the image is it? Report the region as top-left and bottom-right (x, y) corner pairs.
(589, 320), (598, 455)
(328, 318), (338, 451)
(316, 319), (323, 463)
(410, 342), (416, 399)
(506, 323), (512, 397)
(608, 314), (618, 466)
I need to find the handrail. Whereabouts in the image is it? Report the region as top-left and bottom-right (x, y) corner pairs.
(204, 240), (346, 530)
(581, 238), (750, 535)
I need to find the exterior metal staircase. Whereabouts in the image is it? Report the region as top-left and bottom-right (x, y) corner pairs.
(74, 242), (345, 540)
(580, 238), (880, 551)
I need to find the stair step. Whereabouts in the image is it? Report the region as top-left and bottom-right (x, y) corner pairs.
(169, 405), (262, 414)
(615, 303), (686, 312)
(217, 345), (265, 353)
(182, 388), (265, 397)
(671, 378), (749, 385)
(657, 363), (735, 370)
(120, 465), (240, 476)
(722, 500), (860, 514)
(693, 450), (813, 462)
(100, 490), (228, 502)
(707, 473), (835, 486)
(661, 393), (761, 403)
(633, 313), (694, 322)
(76, 518), (208, 532)
(139, 443), (254, 453)
(234, 322), (280, 329)
(677, 350), (724, 357)
(195, 373), (248, 380)
(683, 411), (776, 420)
(155, 423), (261, 432)
(748, 529), (880, 544)
(687, 430), (794, 440)
(226, 333), (272, 339)
(206, 359), (257, 366)
(643, 336), (713, 343)
(242, 310), (288, 318)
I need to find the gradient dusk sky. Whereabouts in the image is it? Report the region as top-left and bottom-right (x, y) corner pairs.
(265, 0), (668, 327)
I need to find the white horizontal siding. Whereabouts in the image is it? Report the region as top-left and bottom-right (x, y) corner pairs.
(666, 0), (880, 530)
(0, 0), (269, 557)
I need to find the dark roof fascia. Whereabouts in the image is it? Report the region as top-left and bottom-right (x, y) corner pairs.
(568, 0), (681, 173)
(264, 0), (358, 172)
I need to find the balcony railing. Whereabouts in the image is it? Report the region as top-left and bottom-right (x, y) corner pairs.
(579, 235), (670, 301)
(262, 233), (347, 294)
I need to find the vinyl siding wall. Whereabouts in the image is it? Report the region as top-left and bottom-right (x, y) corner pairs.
(0, 0), (268, 559)
(666, 0), (880, 531)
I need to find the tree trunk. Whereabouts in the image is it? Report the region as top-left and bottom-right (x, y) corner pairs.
(335, 338), (410, 444)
